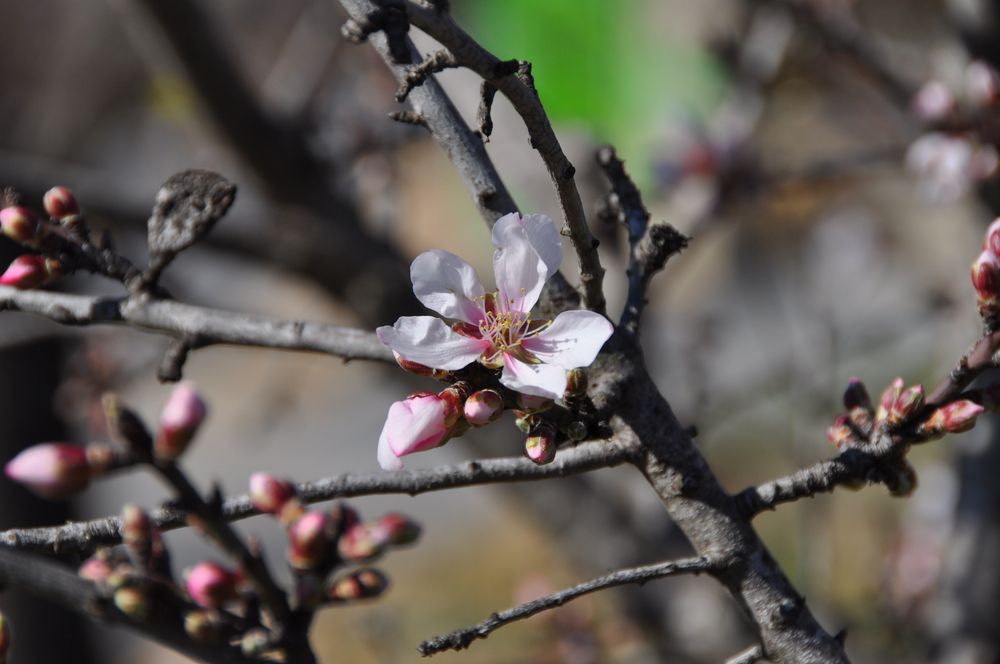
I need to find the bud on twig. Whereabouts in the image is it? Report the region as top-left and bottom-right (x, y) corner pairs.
(525, 424), (557, 465)
(114, 586), (151, 621)
(965, 61), (1000, 108)
(249, 472), (299, 519)
(0, 255), (60, 290)
(827, 415), (856, 449)
(184, 610), (227, 643)
(888, 384), (925, 427)
(327, 568), (389, 602)
(918, 400), (984, 438)
(186, 562), (239, 608)
(842, 377), (872, 412)
(392, 351), (435, 377)
(5, 443), (90, 498)
(287, 511), (333, 570)
(155, 383), (207, 460)
(42, 186), (80, 219)
(464, 389), (503, 426)
(972, 249), (1000, 315)
(0, 206), (39, 243)
(373, 513), (421, 547)
(911, 80), (955, 122)
(875, 378), (905, 426)
(79, 555), (113, 585)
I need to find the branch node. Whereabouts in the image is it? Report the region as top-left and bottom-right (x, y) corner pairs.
(476, 81), (498, 139)
(388, 110), (428, 129)
(396, 49), (459, 102)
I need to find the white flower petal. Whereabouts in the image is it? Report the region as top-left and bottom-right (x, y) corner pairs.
(521, 310), (613, 369)
(492, 213), (562, 279)
(500, 354), (568, 399)
(410, 250), (486, 324)
(377, 424), (403, 471)
(492, 220), (546, 314)
(377, 316), (488, 370)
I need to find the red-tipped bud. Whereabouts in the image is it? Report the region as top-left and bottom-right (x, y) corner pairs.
(79, 556), (113, 585)
(0, 206), (39, 243)
(972, 250), (1000, 307)
(287, 511), (332, 570)
(337, 523), (384, 562)
(912, 80), (956, 122)
(42, 186), (79, 218)
(392, 351), (435, 377)
(114, 586), (150, 620)
(920, 400), (985, 438)
(154, 383), (207, 460)
(985, 218), (1000, 255)
(373, 513), (421, 547)
(185, 562), (238, 608)
(827, 415), (856, 449)
(516, 393), (553, 413)
(843, 377), (872, 412)
(965, 61), (1000, 108)
(889, 384), (925, 427)
(525, 428), (557, 465)
(249, 472), (297, 516)
(875, 378), (905, 426)
(5, 443), (90, 498)
(0, 255), (60, 290)
(328, 568), (389, 602)
(464, 389), (503, 426)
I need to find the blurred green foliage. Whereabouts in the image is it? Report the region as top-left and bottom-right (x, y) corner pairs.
(462, 0), (725, 183)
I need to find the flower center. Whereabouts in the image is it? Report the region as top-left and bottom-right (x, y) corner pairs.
(475, 291), (550, 368)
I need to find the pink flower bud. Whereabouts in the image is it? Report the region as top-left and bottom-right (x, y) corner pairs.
(287, 511), (332, 570)
(186, 562), (238, 608)
(249, 472), (297, 516)
(516, 393), (553, 412)
(875, 377), (905, 426)
(328, 568), (389, 602)
(912, 80), (955, 123)
(42, 186), (79, 218)
(889, 384), (925, 427)
(464, 389), (503, 426)
(842, 377), (872, 412)
(965, 61), (1000, 108)
(0, 206), (39, 243)
(79, 556), (113, 584)
(5, 443), (90, 498)
(920, 400), (985, 438)
(377, 394), (454, 470)
(437, 382), (469, 428)
(525, 429), (557, 465)
(972, 250), (1000, 306)
(337, 523), (384, 562)
(155, 383), (207, 460)
(373, 513), (421, 547)
(985, 218), (1000, 255)
(827, 415), (856, 449)
(0, 255), (59, 290)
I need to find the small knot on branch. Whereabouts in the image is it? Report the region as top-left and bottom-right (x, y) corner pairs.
(388, 110), (429, 129)
(396, 49), (459, 102)
(341, 5), (412, 64)
(476, 81), (498, 140)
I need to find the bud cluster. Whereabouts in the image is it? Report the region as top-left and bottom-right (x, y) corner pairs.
(0, 186), (86, 291)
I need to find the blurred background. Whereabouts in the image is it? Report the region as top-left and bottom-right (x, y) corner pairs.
(0, 0), (997, 661)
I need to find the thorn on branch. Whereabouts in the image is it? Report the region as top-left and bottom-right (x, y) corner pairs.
(341, 6), (412, 64)
(396, 49), (459, 102)
(476, 81), (498, 140)
(388, 110), (428, 129)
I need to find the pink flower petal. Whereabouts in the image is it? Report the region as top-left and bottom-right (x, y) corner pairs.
(376, 316), (488, 370)
(500, 354), (568, 399)
(522, 310), (613, 369)
(492, 212), (562, 279)
(492, 220), (547, 315)
(410, 250), (486, 324)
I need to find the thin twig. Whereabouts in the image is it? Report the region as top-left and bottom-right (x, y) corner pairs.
(726, 644), (766, 664)
(418, 556), (718, 656)
(377, 0), (607, 314)
(396, 49), (459, 101)
(0, 286), (393, 363)
(1, 438), (640, 556)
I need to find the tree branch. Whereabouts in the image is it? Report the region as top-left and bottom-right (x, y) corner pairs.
(0, 438), (640, 557)
(0, 286), (393, 364)
(418, 556), (718, 656)
(374, 0), (608, 314)
(725, 644), (765, 664)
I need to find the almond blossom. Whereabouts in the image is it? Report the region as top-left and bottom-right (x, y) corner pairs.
(376, 213), (613, 400)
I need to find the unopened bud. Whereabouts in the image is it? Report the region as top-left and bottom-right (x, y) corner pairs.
(373, 513), (421, 547)
(392, 351), (434, 377)
(328, 568), (389, 602)
(525, 427), (557, 465)
(875, 378), (905, 426)
(919, 399), (985, 438)
(464, 389), (503, 426)
(889, 384), (925, 427)
(965, 61), (1000, 108)
(972, 250), (1000, 312)
(184, 610), (226, 643)
(287, 511), (332, 570)
(114, 586), (150, 620)
(155, 383), (207, 460)
(0, 206), (39, 243)
(843, 377), (872, 412)
(912, 80), (955, 123)
(5, 443), (90, 498)
(79, 556), (113, 585)
(42, 186), (79, 218)
(438, 382), (470, 428)
(827, 415), (856, 448)
(122, 503), (155, 565)
(241, 628), (271, 657)
(249, 472), (298, 516)
(328, 502), (360, 535)
(337, 523), (384, 562)
(986, 218), (1000, 255)
(514, 411), (535, 434)
(0, 255), (59, 290)
(564, 368), (587, 399)
(565, 421), (588, 441)
(186, 562), (238, 608)
(516, 393), (553, 412)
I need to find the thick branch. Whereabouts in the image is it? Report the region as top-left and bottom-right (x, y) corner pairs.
(1, 439), (640, 557)
(376, 0), (607, 314)
(418, 556), (717, 656)
(0, 286), (393, 363)
(726, 644), (765, 664)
